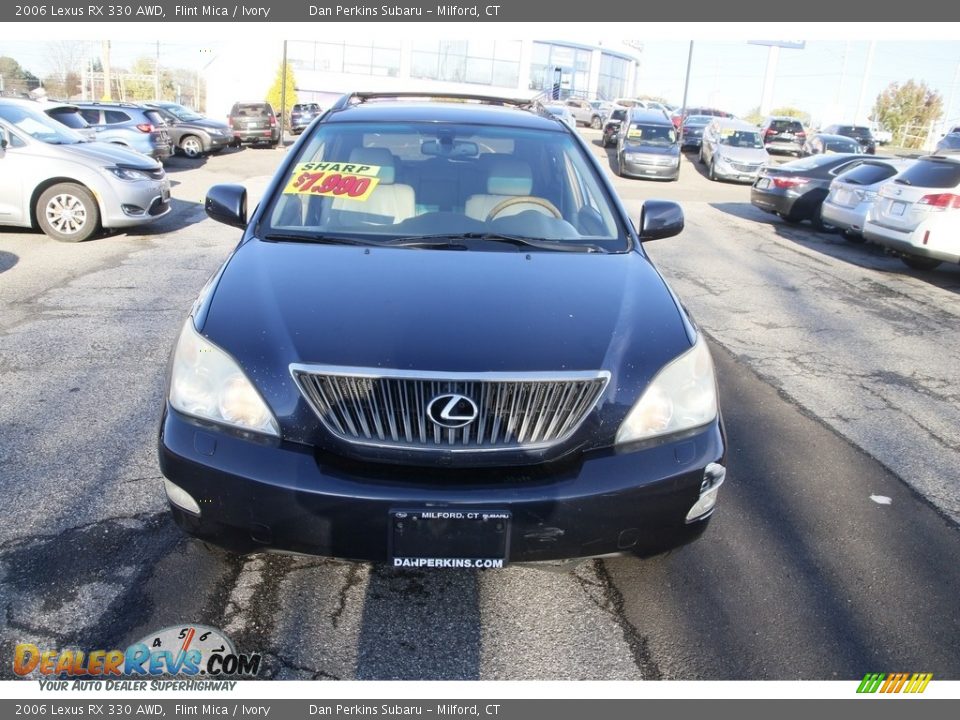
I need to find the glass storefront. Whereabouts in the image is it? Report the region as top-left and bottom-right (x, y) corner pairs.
(410, 40), (522, 88)
(289, 40), (402, 77)
(529, 41), (593, 98)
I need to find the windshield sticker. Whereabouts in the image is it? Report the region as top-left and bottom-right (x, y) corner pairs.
(283, 162), (381, 200)
(720, 128), (735, 137)
(627, 127), (643, 139)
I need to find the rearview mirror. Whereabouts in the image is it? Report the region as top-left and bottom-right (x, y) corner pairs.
(421, 139), (479, 158)
(205, 184), (247, 228)
(638, 200), (684, 241)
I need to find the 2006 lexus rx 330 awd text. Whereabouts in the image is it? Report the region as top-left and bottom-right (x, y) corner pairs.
(158, 92), (727, 568)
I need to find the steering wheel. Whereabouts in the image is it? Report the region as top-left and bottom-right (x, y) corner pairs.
(486, 196), (563, 222)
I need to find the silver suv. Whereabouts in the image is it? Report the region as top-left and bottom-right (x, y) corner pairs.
(0, 99), (171, 242)
(75, 101), (173, 161)
(700, 119), (770, 183)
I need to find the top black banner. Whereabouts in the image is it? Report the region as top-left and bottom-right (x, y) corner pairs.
(5, 0), (960, 21)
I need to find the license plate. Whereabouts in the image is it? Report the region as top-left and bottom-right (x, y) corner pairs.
(781, 133), (794, 140)
(891, 201), (907, 216)
(390, 509), (510, 569)
(834, 189), (853, 205)
(757, 178), (771, 189)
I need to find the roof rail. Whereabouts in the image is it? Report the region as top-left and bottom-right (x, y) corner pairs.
(328, 91), (542, 112)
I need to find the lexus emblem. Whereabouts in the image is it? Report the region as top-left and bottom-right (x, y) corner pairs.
(426, 394), (479, 429)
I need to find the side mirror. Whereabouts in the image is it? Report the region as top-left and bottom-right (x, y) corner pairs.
(638, 200), (684, 241)
(205, 184), (247, 228)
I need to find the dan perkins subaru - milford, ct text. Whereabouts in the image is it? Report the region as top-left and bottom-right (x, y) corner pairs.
(309, 4), (502, 16)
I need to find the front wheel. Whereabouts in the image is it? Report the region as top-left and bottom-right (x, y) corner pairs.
(901, 255), (942, 271)
(708, 160), (717, 181)
(590, 115), (602, 130)
(36, 183), (100, 243)
(179, 135), (204, 159)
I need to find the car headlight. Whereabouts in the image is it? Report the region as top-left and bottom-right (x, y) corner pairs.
(168, 319), (280, 436)
(615, 334), (718, 445)
(105, 166), (152, 181)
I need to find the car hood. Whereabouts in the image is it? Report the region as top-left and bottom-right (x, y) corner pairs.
(172, 118), (231, 132)
(717, 146), (768, 163)
(201, 240), (694, 445)
(59, 141), (160, 169)
(623, 142), (678, 155)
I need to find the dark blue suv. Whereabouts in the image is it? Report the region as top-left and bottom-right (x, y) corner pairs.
(158, 92), (726, 567)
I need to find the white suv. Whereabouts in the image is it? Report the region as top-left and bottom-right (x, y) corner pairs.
(863, 156), (960, 271)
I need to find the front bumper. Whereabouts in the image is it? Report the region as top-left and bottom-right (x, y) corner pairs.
(713, 162), (762, 183)
(99, 177), (172, 228)
(203, 134), (231, 152)
(158, 407), (726, 563)
(620, 157), (680, 180)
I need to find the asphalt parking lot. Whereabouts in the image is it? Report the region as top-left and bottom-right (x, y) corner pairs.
(1, 129), (959, 680)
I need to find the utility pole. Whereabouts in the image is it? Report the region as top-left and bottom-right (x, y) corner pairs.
(854, 40), (877, 125)
(155, 41), (161, 100)
(944, 59), (960, 131)
(101, 40), (112, 100)
(836, 41), (850, 121)
(280, 40), (288, 144)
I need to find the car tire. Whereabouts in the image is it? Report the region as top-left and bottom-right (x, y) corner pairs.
(708, 160), (717, 181)
(842, 229), (866, 243)
(590, 115), (602, 130)
(269, 141), (279, 149)
(36, 183), (100, 243)
(698, 147), (705, 165)
(811, 203), (839, 233)
(179, 135), (204, 159)
(779, 211), (804, 225)
(900, 255), (942, 271)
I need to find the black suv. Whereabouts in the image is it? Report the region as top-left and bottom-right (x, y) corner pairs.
(823, 124), (876, 155)
(760, 116), (806, 156)
(159, 92), (726, 567)
(227, 102), (280, 147)
(291, 102), (321, 135)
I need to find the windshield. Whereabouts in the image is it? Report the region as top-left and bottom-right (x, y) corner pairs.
(164, 104), (204, 121)
(624, 123), (677, 146)
(0, 103), (86, 145)
(684, 116), (711, 127)
(824, 138), (860, 153)
(719, 129), (763, 149)
(262, 120), (626, 251)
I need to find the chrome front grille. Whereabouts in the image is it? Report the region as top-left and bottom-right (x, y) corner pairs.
(291, 365), (610, 451)
(730, 162), (762, 173)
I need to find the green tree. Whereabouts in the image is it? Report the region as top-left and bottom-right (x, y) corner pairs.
(0, 56), (40, 94)
(743, 105), (810, 127)
(872, 80), (943, 149)
(265, 62), (298, 127)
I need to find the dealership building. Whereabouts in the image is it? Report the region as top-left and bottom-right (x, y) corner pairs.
(204, 39), (642, 119)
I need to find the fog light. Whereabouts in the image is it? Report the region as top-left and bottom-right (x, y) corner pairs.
(685, 462), (725, 523)
(121, 204), (146, 216)
(163, 479), (201, 516)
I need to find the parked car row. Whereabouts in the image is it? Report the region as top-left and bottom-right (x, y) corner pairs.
(750, 150), (960, 271)
(0, 97), (170, 243)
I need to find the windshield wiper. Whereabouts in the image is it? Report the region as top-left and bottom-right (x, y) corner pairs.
(388, 232), (607, 253)
(261, 232), (379, 246)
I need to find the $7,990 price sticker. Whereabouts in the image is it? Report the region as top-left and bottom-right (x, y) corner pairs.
(282, 161), (381, 200)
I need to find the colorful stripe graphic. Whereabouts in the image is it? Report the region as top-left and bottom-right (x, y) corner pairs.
(857, 673), (932, 694)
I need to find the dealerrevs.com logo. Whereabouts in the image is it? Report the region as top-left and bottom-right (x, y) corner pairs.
(14, 625), (261, 689)
(856, 673), (933, 694)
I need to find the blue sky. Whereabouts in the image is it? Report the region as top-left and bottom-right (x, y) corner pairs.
(3, 38), (958, 127)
